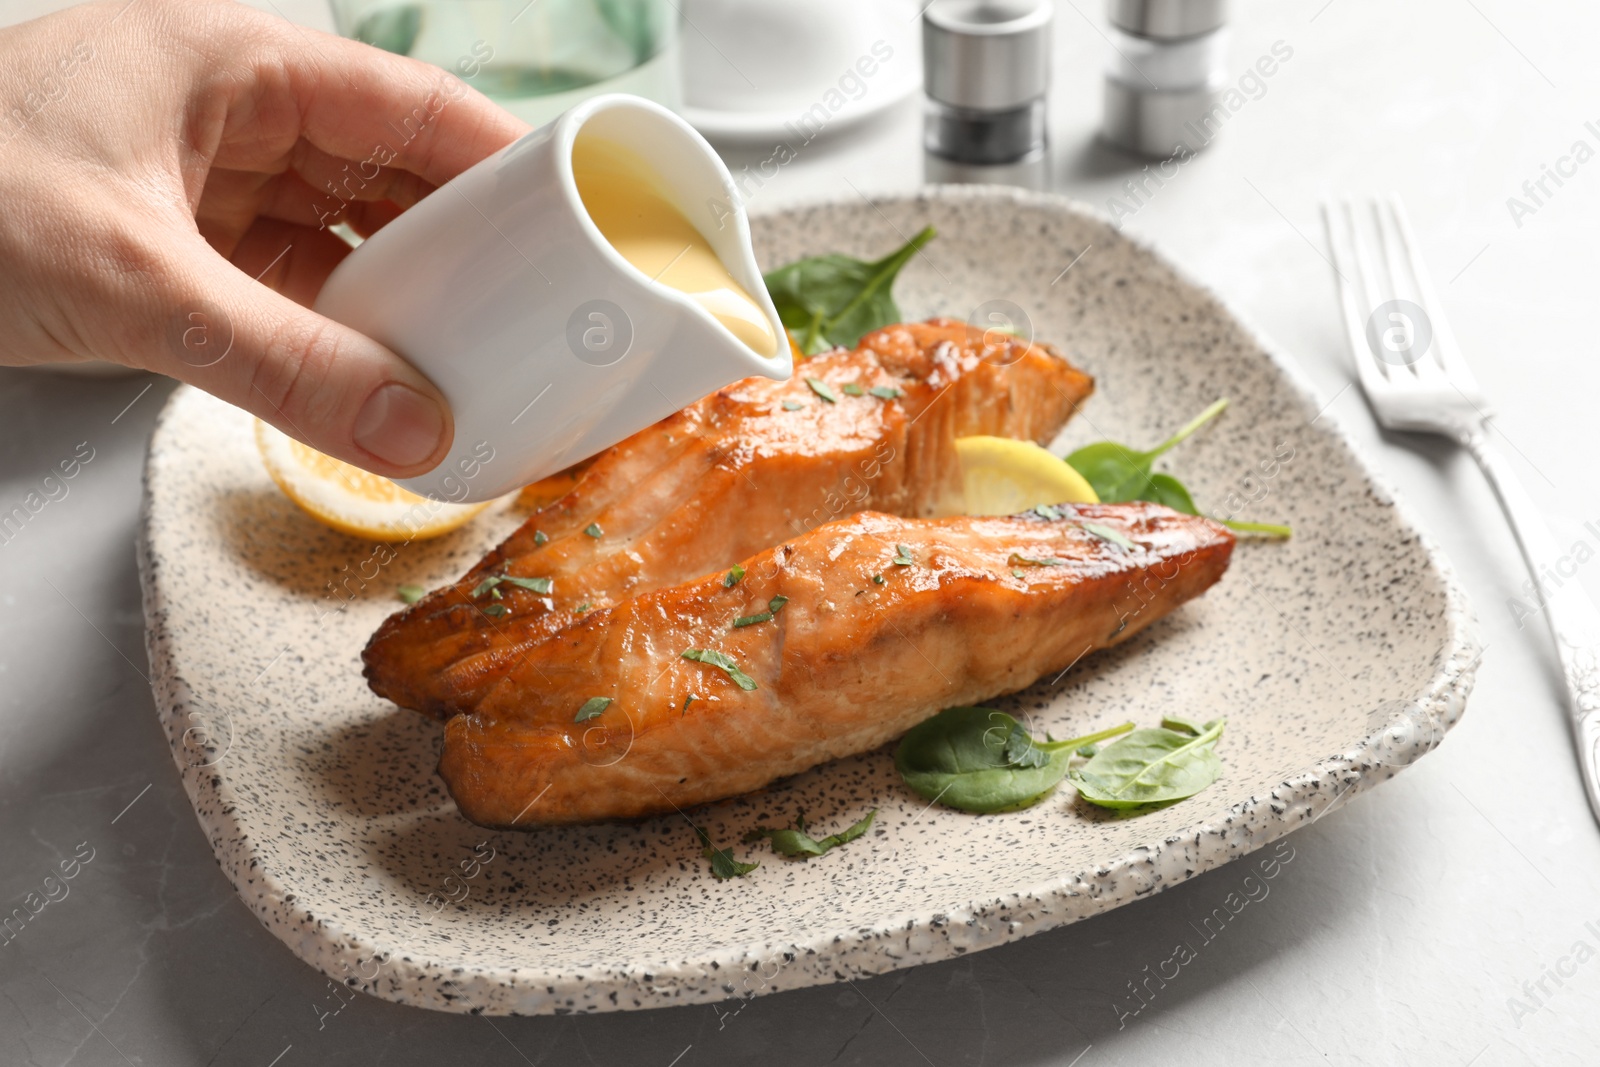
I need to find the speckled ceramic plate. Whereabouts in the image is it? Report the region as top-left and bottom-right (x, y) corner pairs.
(139, 187), (1480, 1016)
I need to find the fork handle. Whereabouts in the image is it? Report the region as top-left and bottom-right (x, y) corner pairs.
(1467, 431), (1600, 824)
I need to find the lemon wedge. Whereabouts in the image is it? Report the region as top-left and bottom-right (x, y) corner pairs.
(955, 435), (1099, 515)
(254, 419), (490, 540)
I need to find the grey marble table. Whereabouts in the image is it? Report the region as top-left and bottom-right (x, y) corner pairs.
(3, 0), (1599, 1063)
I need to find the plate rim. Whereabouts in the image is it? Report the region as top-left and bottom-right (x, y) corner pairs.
(139, 185), (1482, 1015)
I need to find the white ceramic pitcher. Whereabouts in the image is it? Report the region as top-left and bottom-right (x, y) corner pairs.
(315, 94), (791, 503)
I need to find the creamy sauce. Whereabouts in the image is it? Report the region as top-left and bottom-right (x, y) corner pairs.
(572, 135), (777, 357)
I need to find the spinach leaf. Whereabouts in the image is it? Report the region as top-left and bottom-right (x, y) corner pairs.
(763, 226), (936, 355)
(894, 706), (1135, 814)
(1064, 398), (1229, 502)
(744, 809), (876, 858)
(1063, 399), (1291, 539)
(1070, 718), (1226, 810)
(695, 826), (759, 879)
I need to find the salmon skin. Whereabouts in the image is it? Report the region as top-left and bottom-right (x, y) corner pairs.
(438, 503), (1235, 828)
(364, 319), (1094, 719)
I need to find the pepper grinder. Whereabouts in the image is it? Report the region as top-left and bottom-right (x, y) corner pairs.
(1101, 0), (1229, 158)
(922, 0), (1053, 188)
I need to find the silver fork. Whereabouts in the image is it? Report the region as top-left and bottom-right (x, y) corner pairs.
(1323, 194), (1600, 829)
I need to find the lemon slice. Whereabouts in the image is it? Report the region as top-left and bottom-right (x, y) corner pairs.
(955, 435), (1099, 515)
(254, 420), (490, 540)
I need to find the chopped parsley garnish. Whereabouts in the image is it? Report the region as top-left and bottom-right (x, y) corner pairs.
(1011, 567), (1026, 579)
(732, 595), (790, 629)
(868, 385), (903, 400)
(584, 522), (603, 538)
(576, 602), (591, 613)
(473, 574), (553, 597)
(804, 377), (838, 403)
(1081, 522), (1136, 550)
(682, 648), (759, 691)
(533, 530), (548, 545)
(574, 697), (612, 722)
(782, 400), (804, 411)
(396, 584), (425, 604)
(892, 544), (915, 566)
(723, 563), (745, 587)
(842, 383), (865, 396)
(696, 826), (759, 880)
(872, 573), (885, 584)
(744, 809), (877, 859)
(1033, 504), (1062, 521)
(482, 603), (507, 617)
(682, 694), (696, 715)
(1009, 553), (1066, 567)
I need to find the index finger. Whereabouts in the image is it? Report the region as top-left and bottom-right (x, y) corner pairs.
(250, 15), (532, 187)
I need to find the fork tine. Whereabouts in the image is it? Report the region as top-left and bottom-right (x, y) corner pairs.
(1320, 200), (1391, 399)
(1369, 197), (1432, 381)
(1382, 194), (1489, 405)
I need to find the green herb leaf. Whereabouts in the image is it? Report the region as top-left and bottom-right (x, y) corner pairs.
(763, 226), (937, 355)
(500, 575), (553, 594)
(1142, 472), (1199, 514)
(1033, 504), (1061, 521)
(1010, 567), (1025, 579)
(872, 573), (885, 585)
(583, 522), (603, 538)
(1009, 553), (1066, 567)
(1070, 718), (1227, 810)
(724, 563), (746, 587)
(695, 826), (759, 880)
(1221, 519), (1294, 538)
(1160, 715), (1209, 736)
(481, 603), (507, 617)
(682, 648), (759, 691)
(868, 385), (903, 400)
(1076, 742), (1100, 758)
(842, 383), (866, 396)
(733, 610), (773, 628)
(574, 697), (612, 722)
(805, 377), (839, 403)
(1065, 399), (1229, 503)
(533, 530), (549, 546)
(768, 595), (789, 614)
(682, 694), (696, 715)
(576, 602), (591, 613)
(894, 707), (1136, 813)
(396, 583), (425, 604)
(893, 544), (914, 566)
(1080, 522), (1136, 551)
(782, 400), (804, 411)
(745, 809), (877, 859)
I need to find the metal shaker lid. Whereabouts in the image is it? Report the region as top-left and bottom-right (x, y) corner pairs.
(923, 0), (1053, 112)
(1107, 0), (1226, 39)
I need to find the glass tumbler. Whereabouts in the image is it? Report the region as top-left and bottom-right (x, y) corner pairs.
(330, 0), (682, 128)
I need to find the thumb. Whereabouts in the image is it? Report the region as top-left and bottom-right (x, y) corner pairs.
(155, 237), (454, 479)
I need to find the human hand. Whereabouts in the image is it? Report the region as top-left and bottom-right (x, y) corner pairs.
(0, 0), (531, 476)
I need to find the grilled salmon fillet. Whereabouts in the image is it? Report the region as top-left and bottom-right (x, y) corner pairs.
(438, 503), (1234, 828)
(365, 319), (1094, 719)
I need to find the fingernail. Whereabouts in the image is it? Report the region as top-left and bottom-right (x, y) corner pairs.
(353, 382), (447, 469)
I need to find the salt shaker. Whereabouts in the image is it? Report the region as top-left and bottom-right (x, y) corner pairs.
(1101, 0), (1228, 158)
(922, 0), (1053, 185)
